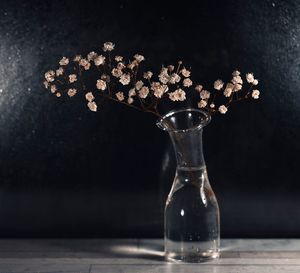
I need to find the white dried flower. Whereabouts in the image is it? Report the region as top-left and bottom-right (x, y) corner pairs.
(246, 73), (255, 83)
(103, 42), (115, 52)
(73, 55), (82, 62)
(116, 91), (125, 101)
(45, 70), (55, 82)
(252, 79), (259, 85)
(115, 56), (123, 62)
(50, 85), (57, 93)
(183, 78), (193, 87)
(127, 97), (134, 104)
(233, 83), (242, 92)
(151, 82), (168, 98)
(176, 89), (186, 101)
(195, 85), (203, 92)
(224, 87), (232, 97)
(200, 90), (210, 99)
(210, 103), (215, 108)
(129, 89), (136, 97)
(198, 100), (207, 108)
(134, 54), (145, 62)
(218, 105), (228, 114)
(67, 88), (77, 97)
(69, 74), (77, 83)
(94, 55), (106, 66)
(119, 73), (131, 85)
(168, 92), (177, 102)
(214, 79), (224, 90)
(117, 62), (126, 70)
(79, 58), (91, 70)
(56, 92), (61, 97)
(87, 101), (97, 112)
(135, 80), (144, 90)
(87, 51), (98, 61)
(59, 57), (69, 66)
(159, 71), (170, 84)
(169, 73), (181, 84)
(85, 92), (95, 102)
(138, 86), (149, 98)
(96, 79), (107, 90)
(252, 89), (260, 99)
(143, 71), (153, 80)
(56, 67), (64, 76)
(181, 68), (191, 78)
(232, 75), (243, 85)
(111, 68), (123, 78)
(232, 70), (240, 76)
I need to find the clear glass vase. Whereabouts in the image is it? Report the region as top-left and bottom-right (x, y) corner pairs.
(157, 108), (220, 263)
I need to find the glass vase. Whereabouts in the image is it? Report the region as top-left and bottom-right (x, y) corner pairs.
(157, 108), (220, 263)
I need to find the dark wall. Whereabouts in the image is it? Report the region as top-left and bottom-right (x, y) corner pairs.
(0, 0), (299, 238)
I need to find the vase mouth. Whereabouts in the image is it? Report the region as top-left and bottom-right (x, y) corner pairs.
(156, 108), (211, 133)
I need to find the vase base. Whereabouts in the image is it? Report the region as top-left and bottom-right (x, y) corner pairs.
(165, 250), (220, 263)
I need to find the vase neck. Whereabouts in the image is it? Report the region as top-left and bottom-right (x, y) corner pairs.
(168, 127), (206, 169)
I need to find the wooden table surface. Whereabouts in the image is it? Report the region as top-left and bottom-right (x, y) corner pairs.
(0, 239), (299, 272)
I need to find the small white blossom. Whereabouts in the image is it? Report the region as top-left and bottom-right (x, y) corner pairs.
(79, 58), (91, 70)
(151, 82), (168, 98)
(138, 86), (149, 98)
(135, 80), (144, 90)
(59, 57), (69, 66)
(195, 85), (203, 92)
(198, 100), (207, 108)
(45, 70), (55, 82)
(87, 101), (97, 112)
(116, 91), (125, 101)
(94, 55), (106, 66)
(169, 89), (186, 101)
(143, 71), (153, 80)
(119, 73), (131, 85)
(111, 68), (123, 78)
(96, 79), (107, 90)
(43, 81), (49, 88)
(246, 73), (255, 83)
(252, 89), (260, 99)
(127, 97), (134, 104)
(85, 92), (95, 102)
(159, 71), (170, 84)
(127, 60), (139, 70)
(224, 88), (232, 97)
(218, 105), (228, 114)
(115, 56), (123, 62)
(181, 68), (191, 77)
(103, 42), (115, 52)
(134, 54), (145, 62)
(214, 79), (224, 90)
(50, 85), (57, 93)
(87, 51), (98, 61)
(56, 67), (64, 76)
(210, 103), (215, 108)
(67, 88), (77, 97)
(200, 90), (210, 99)
(233, 83), (242, 92)
(232, 75), (243, 85)
(117, 62), (126, 70)
(252, 79), (259, 85)
(69, 74), (77, 83)
(232, 70), (240, 76)
(129, 89), (136, 97)
(56, 92), (61, 97)
(183, 78), (193, 87)
(169, 73), (181, 84)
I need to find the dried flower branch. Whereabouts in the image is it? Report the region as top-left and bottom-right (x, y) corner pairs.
(44, 42), (260, 118)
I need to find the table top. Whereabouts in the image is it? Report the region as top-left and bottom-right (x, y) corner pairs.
(0, 239), (299, 272)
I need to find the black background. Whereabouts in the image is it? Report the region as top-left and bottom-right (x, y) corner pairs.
(0, 0), (299, 238)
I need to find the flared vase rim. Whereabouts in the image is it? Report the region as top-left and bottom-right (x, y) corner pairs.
(156, 108), (211, 133)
